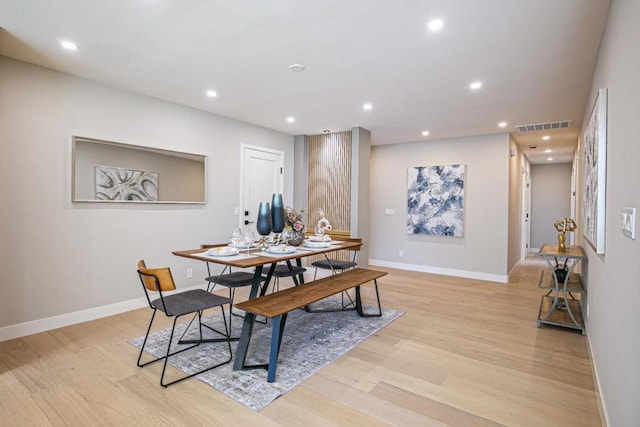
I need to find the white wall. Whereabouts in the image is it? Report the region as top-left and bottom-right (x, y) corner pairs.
(369, 133), (510, 282)
(0, 57), (294, 335)
(530, 162), (572, 249)
(577, 0), (640, 425)
(352, 127), (371, 267)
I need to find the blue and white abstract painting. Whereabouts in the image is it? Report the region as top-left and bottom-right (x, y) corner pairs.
(407, 164), (465, 236)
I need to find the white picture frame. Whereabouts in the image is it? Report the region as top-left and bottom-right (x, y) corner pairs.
(582, 88), (608, 254)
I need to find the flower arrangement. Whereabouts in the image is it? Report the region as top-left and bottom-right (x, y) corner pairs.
(285, 207), (306, 232)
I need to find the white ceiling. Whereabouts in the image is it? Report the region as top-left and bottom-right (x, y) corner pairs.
(0, 0), (610, 163)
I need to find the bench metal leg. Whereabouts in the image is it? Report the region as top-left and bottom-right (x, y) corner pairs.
(267, 313), (288, 382)
(355, 280), (382, 317)
(234, 310), (288, 382)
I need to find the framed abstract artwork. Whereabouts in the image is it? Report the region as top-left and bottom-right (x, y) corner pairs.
(582, 88), (608, 254)
(407, 164), (465, 237)
(95, 165), (159, 201)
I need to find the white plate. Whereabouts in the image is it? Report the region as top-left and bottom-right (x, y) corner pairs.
(303, 240), (331, 248)
(308, 235), (331, 242)
(205, 247), (240, 256)
(229, 242), (258, 249)
(266, 245), (297, 254)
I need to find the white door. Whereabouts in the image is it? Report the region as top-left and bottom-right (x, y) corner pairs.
(240, 144), (284, 234)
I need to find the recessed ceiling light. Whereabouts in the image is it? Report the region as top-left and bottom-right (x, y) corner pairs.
(498, 121), (507, 128)
(547, 157), (554, 161)
(421, 130), (430, 136)
(206, 90), (217, 98)
(60, 40), (78, 50)
(469, 81), (482, 90)
(363, 103), (373, 111)
(286, 116), (295, 123)
(323, 130), (331, 133)
(545, 149), (552, 153)
(542, 135), (550, 140)
(289, 63), (305, 72)
(427, 19), (444, 32)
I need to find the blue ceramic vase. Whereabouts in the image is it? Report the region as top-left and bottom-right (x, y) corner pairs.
(256, 202), (272, 236)
(271, 193), (285, 233)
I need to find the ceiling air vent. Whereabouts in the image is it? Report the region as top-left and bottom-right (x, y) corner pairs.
(515, 120), (572, 132)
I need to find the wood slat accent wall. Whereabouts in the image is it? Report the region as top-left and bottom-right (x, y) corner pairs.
(308, 131), (352, 233)
(308, 131), (352, 264)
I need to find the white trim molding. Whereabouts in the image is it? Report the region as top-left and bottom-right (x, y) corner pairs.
(586, 331), (610, 427)
(0, 285), (204, 343)
(368, 259), (508, 283)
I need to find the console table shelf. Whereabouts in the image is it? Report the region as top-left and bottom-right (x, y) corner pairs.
(537, 296), (584, 329)
(537, 271), (585, 294)
(536, 243), (587, 335)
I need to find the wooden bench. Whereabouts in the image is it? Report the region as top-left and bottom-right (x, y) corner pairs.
(232, 268), (387, 382)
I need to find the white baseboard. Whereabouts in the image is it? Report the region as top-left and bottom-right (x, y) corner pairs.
(585, 330), (610, 427)
(0, 284), (204, 343)
(0, 263), (506, 343)
(368, 259), (508, 283)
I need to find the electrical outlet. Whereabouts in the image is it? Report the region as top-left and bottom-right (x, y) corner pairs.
(385, 208), (394, 216)
(399, 250), (404, 258)
(187, 268), (193, 279)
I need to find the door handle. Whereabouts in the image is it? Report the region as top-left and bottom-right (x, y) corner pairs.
(244, 220), (255, 225)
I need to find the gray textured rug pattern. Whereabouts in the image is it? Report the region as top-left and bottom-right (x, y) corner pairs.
(129, 297), (404, 411)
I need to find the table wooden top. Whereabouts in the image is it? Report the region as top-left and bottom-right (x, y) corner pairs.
(172, 240), (362, 268)
(538, 243), (586, 259)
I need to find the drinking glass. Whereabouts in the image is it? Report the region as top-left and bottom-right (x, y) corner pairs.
(230, 228), (242, 247)
(242, 230), (255, 256)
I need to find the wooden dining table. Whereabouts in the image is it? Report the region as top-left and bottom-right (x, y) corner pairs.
(172, 238), (363, 371)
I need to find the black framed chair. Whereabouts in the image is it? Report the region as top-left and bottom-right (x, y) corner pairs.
(136, 260), (232, 387)
(311, 236), (361, 308)
(201, 245), (266, 330)
(311, 236), (361, 278)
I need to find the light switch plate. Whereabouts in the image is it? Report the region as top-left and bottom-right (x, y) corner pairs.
(621, 207), (636, 239)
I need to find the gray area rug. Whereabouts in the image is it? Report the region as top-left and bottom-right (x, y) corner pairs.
(129, 297), (404, 411)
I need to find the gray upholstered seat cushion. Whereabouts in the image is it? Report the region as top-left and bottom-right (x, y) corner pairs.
(269, 264), (307, 277)
(205, 271), (260, 288)
(151, 289), (230, 316)
(311, 259), (357, 270)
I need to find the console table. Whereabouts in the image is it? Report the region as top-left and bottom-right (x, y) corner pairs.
(536, 244), (586, 335)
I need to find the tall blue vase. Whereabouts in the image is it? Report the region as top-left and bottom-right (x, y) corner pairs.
(271, 193), (285, 233)
(256, 202), (272, 236)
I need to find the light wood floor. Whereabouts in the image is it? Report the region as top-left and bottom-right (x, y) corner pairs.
(0, 258), (603, 426)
